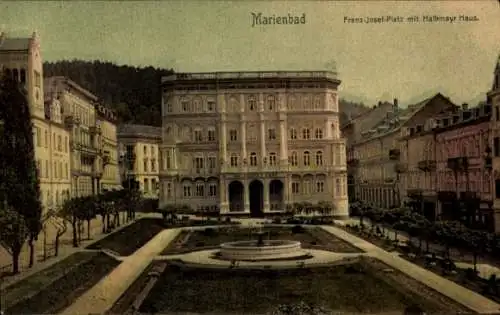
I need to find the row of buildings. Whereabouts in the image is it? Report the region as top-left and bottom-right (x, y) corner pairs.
(0, 32), (163, 212)
(344, 55), (500, 233)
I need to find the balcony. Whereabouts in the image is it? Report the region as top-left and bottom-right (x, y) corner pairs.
(417, 160), (436, 172)
(485, 157), (492, 169)
(347, 158), (359, 167)
(389, 149), (401, 160)
(64, 115), (79, 130)
(394, 162), (407, 173)
(447, 157), (469, 171)
(89, 125), (102, 135)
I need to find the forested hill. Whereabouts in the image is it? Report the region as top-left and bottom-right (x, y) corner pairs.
(43, 60), (368, 126)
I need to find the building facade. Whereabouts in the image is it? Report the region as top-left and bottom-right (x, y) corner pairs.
(0, 32), (72, 211)
(44, 76), (120, 196)
(353, 93), (456, 209)
(489, 54), (500, 232)
(432, 104), (493, 230)
(159, 71), (348, 217)
(117, 124), (162, 198)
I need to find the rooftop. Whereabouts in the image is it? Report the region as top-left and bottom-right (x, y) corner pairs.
(162, 71), (339, 83)
(117, 124), (161, 138)
(0, 32), (37, 51)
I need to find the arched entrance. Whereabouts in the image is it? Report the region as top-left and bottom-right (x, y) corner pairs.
(249, 180), (264, 217)
(269, 179), (284, 211)
(228, 181), (244, 212)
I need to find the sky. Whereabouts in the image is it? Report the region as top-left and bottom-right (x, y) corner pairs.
(0, 0), (499, 106)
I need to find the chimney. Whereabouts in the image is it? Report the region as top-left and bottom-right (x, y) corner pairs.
(462, 103), (468, 110)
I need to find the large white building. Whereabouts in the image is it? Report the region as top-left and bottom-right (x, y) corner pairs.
(159, 71), (348, 217)
(0, 32), (72, 211)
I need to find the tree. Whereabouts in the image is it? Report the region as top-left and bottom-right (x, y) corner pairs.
(61, 197), (82, 248)
(0, 70), (43, 269)
(51, 209), (68, 257)
(0, 208), (29, 274)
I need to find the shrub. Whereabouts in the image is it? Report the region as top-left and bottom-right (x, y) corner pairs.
(202, 228), (216, 236)
(291, 225), (305, 234)
(225, 217), (231, 223)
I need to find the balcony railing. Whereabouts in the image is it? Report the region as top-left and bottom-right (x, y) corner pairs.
(347, 158), (359, 167)
(394, 163), (407, 173)
(389, 149), (401, 160)
(447, 157), (469, 171)
(89, 125), (102, 135)
(417, 160), (437, 172)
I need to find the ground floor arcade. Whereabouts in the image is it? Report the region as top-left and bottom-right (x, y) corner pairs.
(159, 172), (349, 217)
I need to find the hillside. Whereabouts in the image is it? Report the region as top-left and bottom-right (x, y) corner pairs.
(43, 60), (368, 126)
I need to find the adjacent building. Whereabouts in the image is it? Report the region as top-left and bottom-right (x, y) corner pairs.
(159, 71), (348, 217)
(117, 124), (162, 198)
(44, 76), (121, 196)
(352, 94), (456, 209)
(489, 54), (500, 232)
(0, 32), (72, 211)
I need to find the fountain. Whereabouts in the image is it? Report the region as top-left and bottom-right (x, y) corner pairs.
(219, 228), (307, 261)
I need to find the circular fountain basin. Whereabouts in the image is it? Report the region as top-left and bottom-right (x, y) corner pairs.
(219, 240), (305, 261)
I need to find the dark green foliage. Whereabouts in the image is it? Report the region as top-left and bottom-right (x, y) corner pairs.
(291, 225), (305, 234)
(0, 70), (42, 272)
(43, 60), (174, 126)
(43, 60), (368, 126)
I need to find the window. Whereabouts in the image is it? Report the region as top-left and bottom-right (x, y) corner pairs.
(65, 163), (69, 178)
(208, 156), (216, 169)
(151, 159), (156, 172)
(208, 183), (217, 196)
(315, 151), (323, 166)
(166, 102), (173, 113)
(35, 127), (41, 147)
(196, 183), (204, 197)
(13, 69), (19, 82)
(314, 96), (321, 109)
(336, 178), (341, 195)
(143, 158), (148, 172)
(250, 152), (257, 166)
(182, 101), (190, 112)
(315, 128), (323, 139)
(45, 160), (49, 178)
(44, 131), (48, 148)
(230, 154), (239, 167)
(269, 153), (277, 166)
(194, 129), (203, 142)
(267, 95), (276, 111)
(208, 129), (216, 141)
(64, 136), (68, 152)
(183, 183), (192, 197)
(57, 135), (62, 151)
(289, 128), (297, 140)
(20, 69), (26, 84)
(36, 160), (41, 177)
(34, 71), (41, 87)
(302, 128), (310, 140)
(248, 96), (256, 111)
(268, 128), (276, 140)
(303, 151), (310, 166)
(290, 152), (298, 166)
(207, 101), (215, 112)
(58, 162), (62, 180)
(495, 137), (500, 157)
(304, 181), (311, 194)
(166, 183), (172, 198)
(229, 129), (238, 141)
(292, 182), (300, 194)
(166, 151), (171, 169)
(194, 99), (202, 112)
(53, 161), (57, 178)
(143, 145), (147, 155)
(316, 181), (324, 193)
(194, 157), (204, 172)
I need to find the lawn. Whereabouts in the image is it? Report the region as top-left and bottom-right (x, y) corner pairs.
(87, 218), (165, 256)
(4, 251), (119, 314)
(138, 257), (469, 314)
(162, 226), (363, 255)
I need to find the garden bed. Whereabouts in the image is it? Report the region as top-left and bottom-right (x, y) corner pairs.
(161, 226), (364, 255)
(4, 251), (119, 314)
(87, 218), (165, 256)
(342, 223), (500, 304)
(138, 257), (469, 314)
(162, 218), (241, 229)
